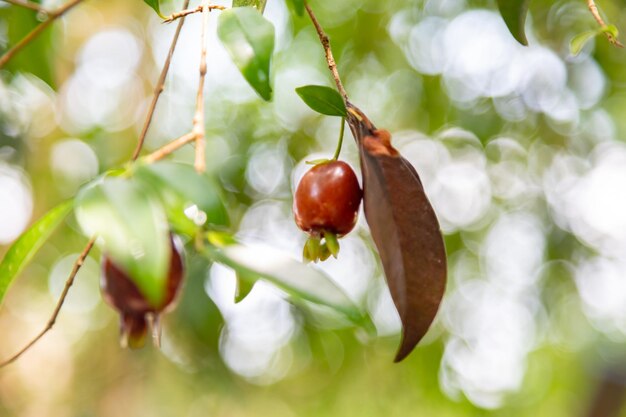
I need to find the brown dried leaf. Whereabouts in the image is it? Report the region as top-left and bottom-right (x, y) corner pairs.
(346, 104), (447, 362)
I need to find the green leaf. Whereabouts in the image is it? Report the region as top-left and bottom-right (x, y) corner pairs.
(143, 0), (166, 19)
(570, 30), (599, 56)
(288, 0), (305, 16)
(218, 7), (275, 101)
(232, 0), (267, 13)
(74, 177), (170, 306)
(135, 162), (229, 230)
(235, 271), (256, 303)
(0, 201), (73, 306)
(496, 0), (530, 46)
(203, 242), (362, 321)
(295, 85), (347, 117)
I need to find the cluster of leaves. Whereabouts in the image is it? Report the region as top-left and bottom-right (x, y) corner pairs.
(0, 159), (368, 325)
(0, 1), (373, 332)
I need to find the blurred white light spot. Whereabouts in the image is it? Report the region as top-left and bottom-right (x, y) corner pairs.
(575, 257), (626, 337)
(441, 280), (536, 409)
(431, 161), (491, 232)
(246, 144), (289, 196)
(77, 28), (142, 88)
(50, 139), (99, 193)
(484, 212), (545, 291)
(0, 164), (33, 244)
(206, 263), (297, 384)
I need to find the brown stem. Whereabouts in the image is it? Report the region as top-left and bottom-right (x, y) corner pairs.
(163, 4), (226, 23)
(143, 132), (197, 163)
(0, 0), (85, 68)
(132, 0), (192, 161)
(0, 237), (96, 368)
(2, 0), (47, 13)
(193, 1), (210, 173)
(587, 0), (624, 47)
(304, 2), (349, 102)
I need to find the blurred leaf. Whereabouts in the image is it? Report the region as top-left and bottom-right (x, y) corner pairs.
(0, 201), (72, 306)
(347, 106), (447, 362)
(232, 0), (267, 13)
(135, 162), (229, 230)
(217, 7), (275, 101)
(204, 242), (362, 321)
(288, 0), (304, 16)
(496, 0), (530, 46)
(143, 0), (166, 18)
(570, 30), (600, 56)
(296, 85), (347, 117)
(74, 177), (170, 306)
(570, 25), (620, 56)
(3, 8), (54, 84)
(235, 271), (256, 303)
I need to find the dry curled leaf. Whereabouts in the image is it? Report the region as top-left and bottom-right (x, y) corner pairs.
(346, 104), (447, 362)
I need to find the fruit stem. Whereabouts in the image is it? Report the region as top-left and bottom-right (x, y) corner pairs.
(332, 117), (345, 161)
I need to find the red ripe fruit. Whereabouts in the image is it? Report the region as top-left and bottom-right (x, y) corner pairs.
(101, 236), (185, 348)
(294, 160), (362, 237)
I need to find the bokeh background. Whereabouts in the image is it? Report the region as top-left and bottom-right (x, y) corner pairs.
(2, 0), (626, 415)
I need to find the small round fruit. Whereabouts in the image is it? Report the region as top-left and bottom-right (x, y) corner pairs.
(293, 160), (362, 236)
(101, 235), (185, 348)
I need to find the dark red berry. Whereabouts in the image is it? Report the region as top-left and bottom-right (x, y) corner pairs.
(293, 160), (362, 236)
(101, 235), (185, 348)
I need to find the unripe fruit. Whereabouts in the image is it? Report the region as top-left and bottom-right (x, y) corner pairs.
(294, 160), (362, 237)
(101, 235), (185, 348)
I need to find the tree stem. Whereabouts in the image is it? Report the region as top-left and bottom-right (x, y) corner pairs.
(304, 2), (348, 103)
(132, 0), (192, 160)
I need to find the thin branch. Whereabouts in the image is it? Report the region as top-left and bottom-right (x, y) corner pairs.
(0, 0), (85, 68)
(163, 4), (226, 23)
(1, 0), (47, 13)
(0, 237), (96, 368)
(143, 132), (197, 163)
(304, 1), (348, 102)
(193, 1), (210, 173)
(586, 0), (624, 47)
(132, 0), (191, 161)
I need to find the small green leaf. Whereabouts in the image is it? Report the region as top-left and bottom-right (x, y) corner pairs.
(288, 0), (305, 16)
(569, 24), (621, 56)
(143, 0), (166, 19)
(570, 29), (599, 56)
(296, 85), (347, 117)
(0, 201), (73, 306)
(235, 271), (256, 303)
(204, 242), (362, 321)
(218, 7), (275, 100)
(135, 162), (229, 229)
(232, 0), (267, 13)
(496, 0), (530, 46)
(74, 177), (170, 306)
